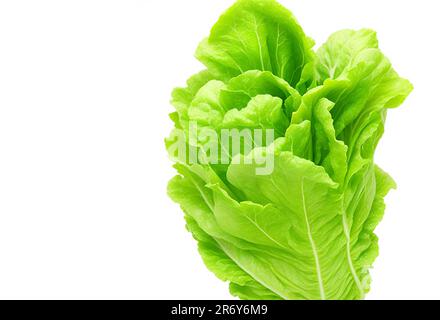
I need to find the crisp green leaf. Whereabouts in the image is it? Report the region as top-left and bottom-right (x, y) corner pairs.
(222, 95), (289, 137)
(315, 29), (379, 84)
(196, 0), (314, 85)
(285, 93), (348, 183)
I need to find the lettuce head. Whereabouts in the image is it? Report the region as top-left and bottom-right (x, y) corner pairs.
(166, 0), (412, 300)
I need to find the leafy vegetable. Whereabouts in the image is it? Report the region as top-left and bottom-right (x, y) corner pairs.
(166, 0), (412, 300)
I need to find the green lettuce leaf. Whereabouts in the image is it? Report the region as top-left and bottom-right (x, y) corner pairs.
(196, 0), (314, 86)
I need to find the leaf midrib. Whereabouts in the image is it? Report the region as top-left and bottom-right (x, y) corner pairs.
(300, 178), (326, 300)
(268, 175), (326, 300)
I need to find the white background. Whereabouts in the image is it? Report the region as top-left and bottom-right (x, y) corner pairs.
(0, 0), (438, 300)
